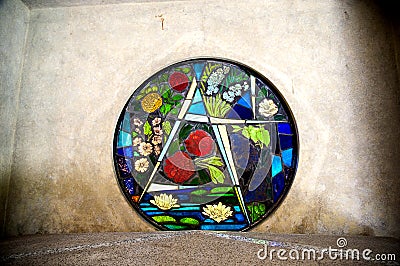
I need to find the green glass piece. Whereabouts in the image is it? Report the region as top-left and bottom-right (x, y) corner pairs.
(180, 217), (200, 225)
(152, 215), (177, 223)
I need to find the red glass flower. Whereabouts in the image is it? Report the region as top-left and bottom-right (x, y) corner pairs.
(164, 151), (195, 184)
(169, 72), (189, 92)
(184, 130), (214, 157)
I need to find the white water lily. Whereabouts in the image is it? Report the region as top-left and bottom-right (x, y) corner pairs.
(150, 193), (180, 210)
(259, 99), (278, 117)
(202, 202), (233, 223)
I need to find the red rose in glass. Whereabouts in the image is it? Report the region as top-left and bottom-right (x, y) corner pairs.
(164, 151), (195, 184)
(168, 72), (189, 92)
(184, 130), (214, 157)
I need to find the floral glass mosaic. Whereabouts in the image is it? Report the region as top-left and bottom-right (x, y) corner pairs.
(113, 59), (298, 231)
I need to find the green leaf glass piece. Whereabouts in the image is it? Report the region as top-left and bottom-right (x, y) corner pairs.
(231, 125), (242, 133)
(242, 127), (250, 139)
(144, 121), (152, 135)
(168, 139), (180, 155)
(160, 104), (172, 115)
(160, 73), (169, 82)
(179, 124), (193, 141)
(191, 189), (208, 195)
(208, 165), (225, 184)
(152, 215), (177, 223)
(198, 169), (211, 184)
(160, 105), (166, 114)
(201, 63), (221, 82)
(210, 187), (233, 194)
(258, 128), (270, 147)
(181, 67), (191, 74)
(172, 94), (184, 101)
(159, 84), (169, 95)
(164, 224), (187, 230)
(249, 126), (259, 143)
(274, 114), (286, 121)
(180, 217), (199, 225)
(162, 121), (172, 135)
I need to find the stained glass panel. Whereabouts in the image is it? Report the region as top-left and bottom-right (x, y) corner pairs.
(113, 59), (298, 231)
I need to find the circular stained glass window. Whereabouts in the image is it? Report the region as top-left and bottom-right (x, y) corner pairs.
(113, 58), (298, 231)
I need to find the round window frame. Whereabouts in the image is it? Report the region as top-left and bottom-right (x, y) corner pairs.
(113, 57), (299, 231)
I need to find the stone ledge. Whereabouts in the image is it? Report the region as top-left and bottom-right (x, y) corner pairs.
(1, 232), (399, 265)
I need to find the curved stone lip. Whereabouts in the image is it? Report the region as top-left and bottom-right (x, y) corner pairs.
(112, 57), (300, 232)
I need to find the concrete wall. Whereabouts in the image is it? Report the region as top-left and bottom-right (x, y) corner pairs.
(0, 0), (30, 236)
(1, 0), (399, 237)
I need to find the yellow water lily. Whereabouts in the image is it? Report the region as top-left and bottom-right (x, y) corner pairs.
(202, 202), (233, 223)
(150, 193), (180, 210)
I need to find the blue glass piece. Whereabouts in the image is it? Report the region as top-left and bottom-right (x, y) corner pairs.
(193, 63), (205, 80)
(236, 91), (251, 109)
(226, 107), (241, 119)
(121, 112), (131, 132)
(174, 206), (201, 211)
(187, 102), (206, 115)
(245, 177), (268, 202)
(176, 194), (190, 201)
(271, 155), (282, 177)
(124, 178), (135, 195)
(272, 172), (285, 202)
(234, 213), (245, 223)
(116, 155), (132, 178)
(200, 224), (247, 230)
(140, 207), (159, 211)
(230, 133), (250, 169)
(233, 206), (241, 212)
(192, 88), (203, 104)
(117, 148), (124, 157)
(164, 212), (204, 221)
(227, 104), (253, 120)
(117, 130), (132, 147)
(282, 148), (293, 167)
(142, 193), (153, 201)
(143, 211), (165, 216)
(117, 146), (133, 158)
(279, 134), (293, 150)
(277, 123), (292, 134)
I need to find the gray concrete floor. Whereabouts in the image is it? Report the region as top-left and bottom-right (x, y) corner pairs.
(0, 232), (399, 265)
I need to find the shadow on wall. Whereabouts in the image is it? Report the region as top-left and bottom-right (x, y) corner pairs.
(341, 0), (400, 237)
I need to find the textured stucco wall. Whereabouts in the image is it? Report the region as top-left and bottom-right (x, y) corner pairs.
(0, 0), (30, 237)
(2, 0), (399, 237)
